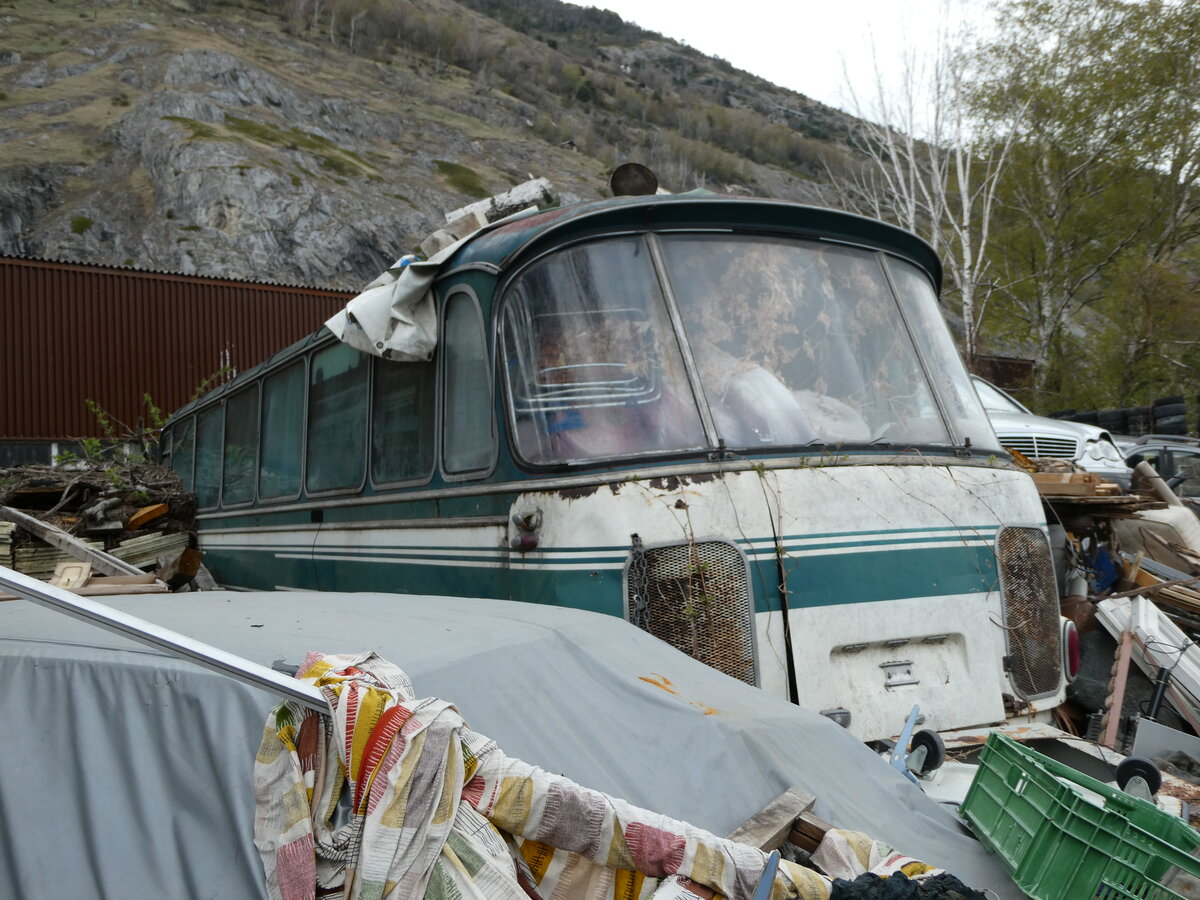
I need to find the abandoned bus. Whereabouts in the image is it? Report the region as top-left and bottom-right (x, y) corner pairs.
(161, 190), (1069, 742)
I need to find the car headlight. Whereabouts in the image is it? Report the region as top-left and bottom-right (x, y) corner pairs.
(1085, 439), (1124, 464)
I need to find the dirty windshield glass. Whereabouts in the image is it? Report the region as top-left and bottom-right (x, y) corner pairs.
(502, 233), (983, 464)
(502, 237), (707, 463)
(661, 235), (952, 448)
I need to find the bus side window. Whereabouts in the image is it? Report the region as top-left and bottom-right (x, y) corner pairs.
(260, 360), (305, 501)
(195, 405), (224, 509)
(171, 417), (196, 493)
(222, 386), (259, 505)
(307, 343), (369, 493)
(443, 292), (494, 476)
(372, 356), (435, 485)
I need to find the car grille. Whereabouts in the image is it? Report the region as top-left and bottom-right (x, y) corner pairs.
(625, 538), (758, 685)
(996, 526), (1062, 699)
(995, 433), (1080, 459)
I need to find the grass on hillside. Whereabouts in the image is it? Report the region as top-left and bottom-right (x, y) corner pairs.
(433, 160), (489, 198)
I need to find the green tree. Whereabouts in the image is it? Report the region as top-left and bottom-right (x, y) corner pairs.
(973, 0), (1200, 400)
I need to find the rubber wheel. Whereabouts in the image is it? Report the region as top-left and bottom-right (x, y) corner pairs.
(1154, 395), (1186, 409)
(1116, 756), (1162, 795)
(1155, 414), (1189, 434)
(1154, 404), (1188, 420)
(1098, 410), (1127, 431)
(910, 729), (947, 775)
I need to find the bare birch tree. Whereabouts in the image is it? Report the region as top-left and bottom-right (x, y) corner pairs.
(822, 3), (1011, 367)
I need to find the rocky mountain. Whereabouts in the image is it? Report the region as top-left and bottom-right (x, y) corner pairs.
(0, 0), (865, 290)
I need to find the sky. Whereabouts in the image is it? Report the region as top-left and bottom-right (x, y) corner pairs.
(572, 0), (993, 115)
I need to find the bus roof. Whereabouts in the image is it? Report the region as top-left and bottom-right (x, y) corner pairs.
(448, 191), (942, 290)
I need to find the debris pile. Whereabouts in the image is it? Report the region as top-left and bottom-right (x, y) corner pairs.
(1037, 455), (1200, 819)
(0, 458), (210, 595)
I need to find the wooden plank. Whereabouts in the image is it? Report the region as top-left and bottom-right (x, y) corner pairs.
(89, 573), (157, 585)
(1036, 481), (1105, 496)
(787, 810), (835, 853)
(0, 506), (142, 576)
(0, 580), (168, 600)
(127, 503), (169, 530)
(724, 787), (815, 851)
(1102, 630), (1135, 750)
(71, 582), (169, 596)
(1103, 575), (1200, 602)
(1032, 472), (1102, 484)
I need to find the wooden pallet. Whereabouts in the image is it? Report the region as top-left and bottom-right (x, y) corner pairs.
(1031, 471), (1124, 496)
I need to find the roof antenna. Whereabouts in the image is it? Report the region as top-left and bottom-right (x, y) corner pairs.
(609, 163), (658, 197)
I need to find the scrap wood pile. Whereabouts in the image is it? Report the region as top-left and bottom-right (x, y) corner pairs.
(1067, 518), (1200, 783)
(1031, 470), (1125, 497)
(1009, 450), (1159, 506)
(1044, 458), (1200, 765)
(0, 458), (210, 596)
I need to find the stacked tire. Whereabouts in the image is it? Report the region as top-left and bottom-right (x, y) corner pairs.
(1096, 408), (1128, 433)
(1125, 406), (1153, 436)
(1152, 396), (1189, 435)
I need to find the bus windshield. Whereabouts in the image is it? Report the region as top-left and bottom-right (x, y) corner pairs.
(501, 233), (996, 464)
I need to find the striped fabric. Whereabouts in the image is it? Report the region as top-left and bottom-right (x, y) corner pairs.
(252, 651), (923, 900)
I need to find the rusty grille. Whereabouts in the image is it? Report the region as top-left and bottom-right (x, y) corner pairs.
(996, 526), (1062, 699)
(626, 539), (757, 685)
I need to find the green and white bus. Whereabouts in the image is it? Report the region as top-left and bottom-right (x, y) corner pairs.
(162, 189), (1072, 742)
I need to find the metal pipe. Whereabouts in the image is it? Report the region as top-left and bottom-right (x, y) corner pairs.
(1135, 460), (1184, 507)
(0, 566), (326, 712)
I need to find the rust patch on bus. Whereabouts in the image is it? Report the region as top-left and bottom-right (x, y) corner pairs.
(556, 484), (601, 500)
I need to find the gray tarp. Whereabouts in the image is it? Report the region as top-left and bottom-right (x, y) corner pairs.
(0, 591), (1023, 898)
(324, 232), (470, 361)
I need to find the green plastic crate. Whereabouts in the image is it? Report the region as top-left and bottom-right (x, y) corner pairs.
(961, 733), (1200, 899)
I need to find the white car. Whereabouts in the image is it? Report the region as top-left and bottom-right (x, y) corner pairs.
(972, 376), (1133, 489)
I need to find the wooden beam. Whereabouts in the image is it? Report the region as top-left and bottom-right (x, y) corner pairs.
(725, 787), (816, 851)
(0, 506), (142, 577)
(1102, 630), (1135, 750)
(787, 810), (835, 854)
(128, 503), (169, 530)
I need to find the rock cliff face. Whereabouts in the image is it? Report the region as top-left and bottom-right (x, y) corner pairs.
(0, 0), (845, 289)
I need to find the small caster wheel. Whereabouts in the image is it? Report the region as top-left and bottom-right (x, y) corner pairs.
(1116, 756), (1162, 796)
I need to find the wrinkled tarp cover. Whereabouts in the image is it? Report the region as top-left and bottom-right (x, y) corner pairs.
(324, 236), (468, 361)
(0, 592), (1023, 899)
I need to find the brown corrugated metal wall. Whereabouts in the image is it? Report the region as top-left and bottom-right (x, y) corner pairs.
(2, 257), (352, 440)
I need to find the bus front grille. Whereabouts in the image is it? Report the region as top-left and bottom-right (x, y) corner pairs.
(625, 538), (757, 686)
(996, 526), (1062, 699)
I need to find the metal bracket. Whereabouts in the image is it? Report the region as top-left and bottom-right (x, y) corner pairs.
(881, 659), (919, 687)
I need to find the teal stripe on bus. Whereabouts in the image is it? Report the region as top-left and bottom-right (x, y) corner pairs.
(759, 543), (999, 612)
(205, 539), (997, 617)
